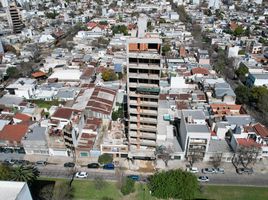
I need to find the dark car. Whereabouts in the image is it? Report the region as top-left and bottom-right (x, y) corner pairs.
(35, 161), (48, 166)
(87, 163), (100, 168)
(127, 175), (140, 181)
(17, 160), (30, 165)
(64, 162), (75, 168)
(3, 148), (14, 153)
(236, 168), (253, 174)
(103, 163), (114, 170)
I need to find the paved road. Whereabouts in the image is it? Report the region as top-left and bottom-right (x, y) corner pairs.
(37, 165), (268, 187)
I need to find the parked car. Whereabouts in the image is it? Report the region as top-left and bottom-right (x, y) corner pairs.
(35, 161), (47, 166)
(4, 159), (16, 165)
(186, 167), (199, 173)
(127, 175), (140, 181)
(215, 168), (225, 174)
(64, 162), (75, 168)
(103, 163), (114, 170)
(87, 163), (100, 168)
(236, 168), (253, 175)
(198, 176), (210, 182)
(3, 148), (14, 153)
(202, 168), (216, 174)
(75, 172), (88, 178)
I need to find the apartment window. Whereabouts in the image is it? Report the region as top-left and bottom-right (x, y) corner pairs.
(174, 156), (181, 160)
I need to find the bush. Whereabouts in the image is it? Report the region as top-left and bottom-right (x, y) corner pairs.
(98, 154), (113, 164)
(120, 178), (135, 195)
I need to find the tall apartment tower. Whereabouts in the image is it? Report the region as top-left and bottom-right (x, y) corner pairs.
(7, 2), (23, 33)
(126, 35), (162, 160)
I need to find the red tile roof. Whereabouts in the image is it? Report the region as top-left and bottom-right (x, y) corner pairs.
(32, 71), (46, 78)
(52, 108), (81, 120)
(0, 124), (29, 142)
(191, 67), (209, 75)
(253, 123), (268, 138)
(237, 138), (261, 148)
(13, 113), (31, 122)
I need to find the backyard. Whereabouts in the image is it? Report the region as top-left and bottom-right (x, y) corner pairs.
(37, 178), (268, 200)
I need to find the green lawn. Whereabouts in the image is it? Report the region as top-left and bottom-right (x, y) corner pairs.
(38, 178), (268, 200)
(72, 180), (122, 200)
(196, 185), (268, 200)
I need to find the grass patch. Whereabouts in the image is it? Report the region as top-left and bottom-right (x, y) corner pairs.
(30, 99), (62, 110)
(72, 180), (122, 200)
(196, 185), (268, 200)
(37, 178), (268, 200)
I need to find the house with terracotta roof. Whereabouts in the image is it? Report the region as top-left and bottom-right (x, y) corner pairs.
(0, 124), (29, 147)
(47, 107), (83, 156)
(13, 113), (32, 124)
(85, 86), (117, 120)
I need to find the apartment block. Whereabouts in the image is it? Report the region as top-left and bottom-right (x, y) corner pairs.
(126, 36), (162, 159)
(179, 110), (211, 161)
(7, 3), (23, 34)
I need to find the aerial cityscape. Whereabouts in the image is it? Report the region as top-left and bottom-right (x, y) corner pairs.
(0, 0), (268, 199)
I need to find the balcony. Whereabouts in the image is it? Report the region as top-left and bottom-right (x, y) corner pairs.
(128, 63), (160, 70)
(129, 108), (158, 116)
(128, 73), (159, 80)
(129, 124), (157, 132)
(128, 82), (159, 89)
(129, 100), (158, 107)
(129, 116), (157, 124)
(129, 138), (156, 147)
(129, 131), (156, 140)
(128, 51), (161, 60)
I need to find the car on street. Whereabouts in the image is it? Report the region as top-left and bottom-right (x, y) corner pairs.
(87, 163), (100, 168)
(198, 176), (210, 182)
(35, 161), (47, 166)
(103, 163), (114, 170)
(64, 162), (75, 168)
(4, 159), (17, 165)
(202, 168), (216, 174)
(215, 168), (225, 174)
(236, 168), (253, 175)
(75, 172), (88, 178)
(186, 167), (199, 173)
(127, 175), (140, 181)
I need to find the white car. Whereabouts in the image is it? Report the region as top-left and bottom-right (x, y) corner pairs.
(75, 172), (88, 178)
(186, 167), (199, 173)
(198, 176), (209, 182)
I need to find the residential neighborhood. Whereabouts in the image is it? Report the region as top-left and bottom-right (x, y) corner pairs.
(0, 0), (268, 200)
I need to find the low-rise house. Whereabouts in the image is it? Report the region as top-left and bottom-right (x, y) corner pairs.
(22, 125), (49, 155)
(85, 86), (117, 120)
(0, 124), (29, 148)
(246, 73), (268, 87)
(5, 78), (37, 99)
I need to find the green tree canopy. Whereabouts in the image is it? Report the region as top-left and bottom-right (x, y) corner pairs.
(111, 25), (128, 35)
(6, 67), (21, 79)
(10, 165), (40, 185)
(235, 64), (248, 83)
(148, 169), (198, 199)
(0, 164), (12, 180)
(233, 26), (244, 36)
(98, 154), (113, 164)
(235, 85), (251, 104)
(102, 68), (117, 81)
(162, 44), (171, 56)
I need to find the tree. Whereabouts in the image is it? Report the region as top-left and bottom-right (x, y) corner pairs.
(115, 167), (125, 189)
(98, 153), (113, 164)
(10, 165), (40, 185)
(0, 164), (12, 180)
(155, 145), (174, 167)
(235, 64), (248, 83)
(112, 105), (124, 121)
(52, 181), (73, 200)
(94, 176), (107, 190)
(211, 153), (222, 168)
(235, 85), (251, 104)
(250, 86), (268, 104)
(6, 67), (21, 79)
(102, 68), (117, 81)
(148, 169), (198, 199)
(233, 146), (261, 169)
(233, 26), (244, 36)
(120, 178), (135, 195)
(111, 25), (128, 35)
(45, 10), (59, 19)
(162, 44), (171, 56)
